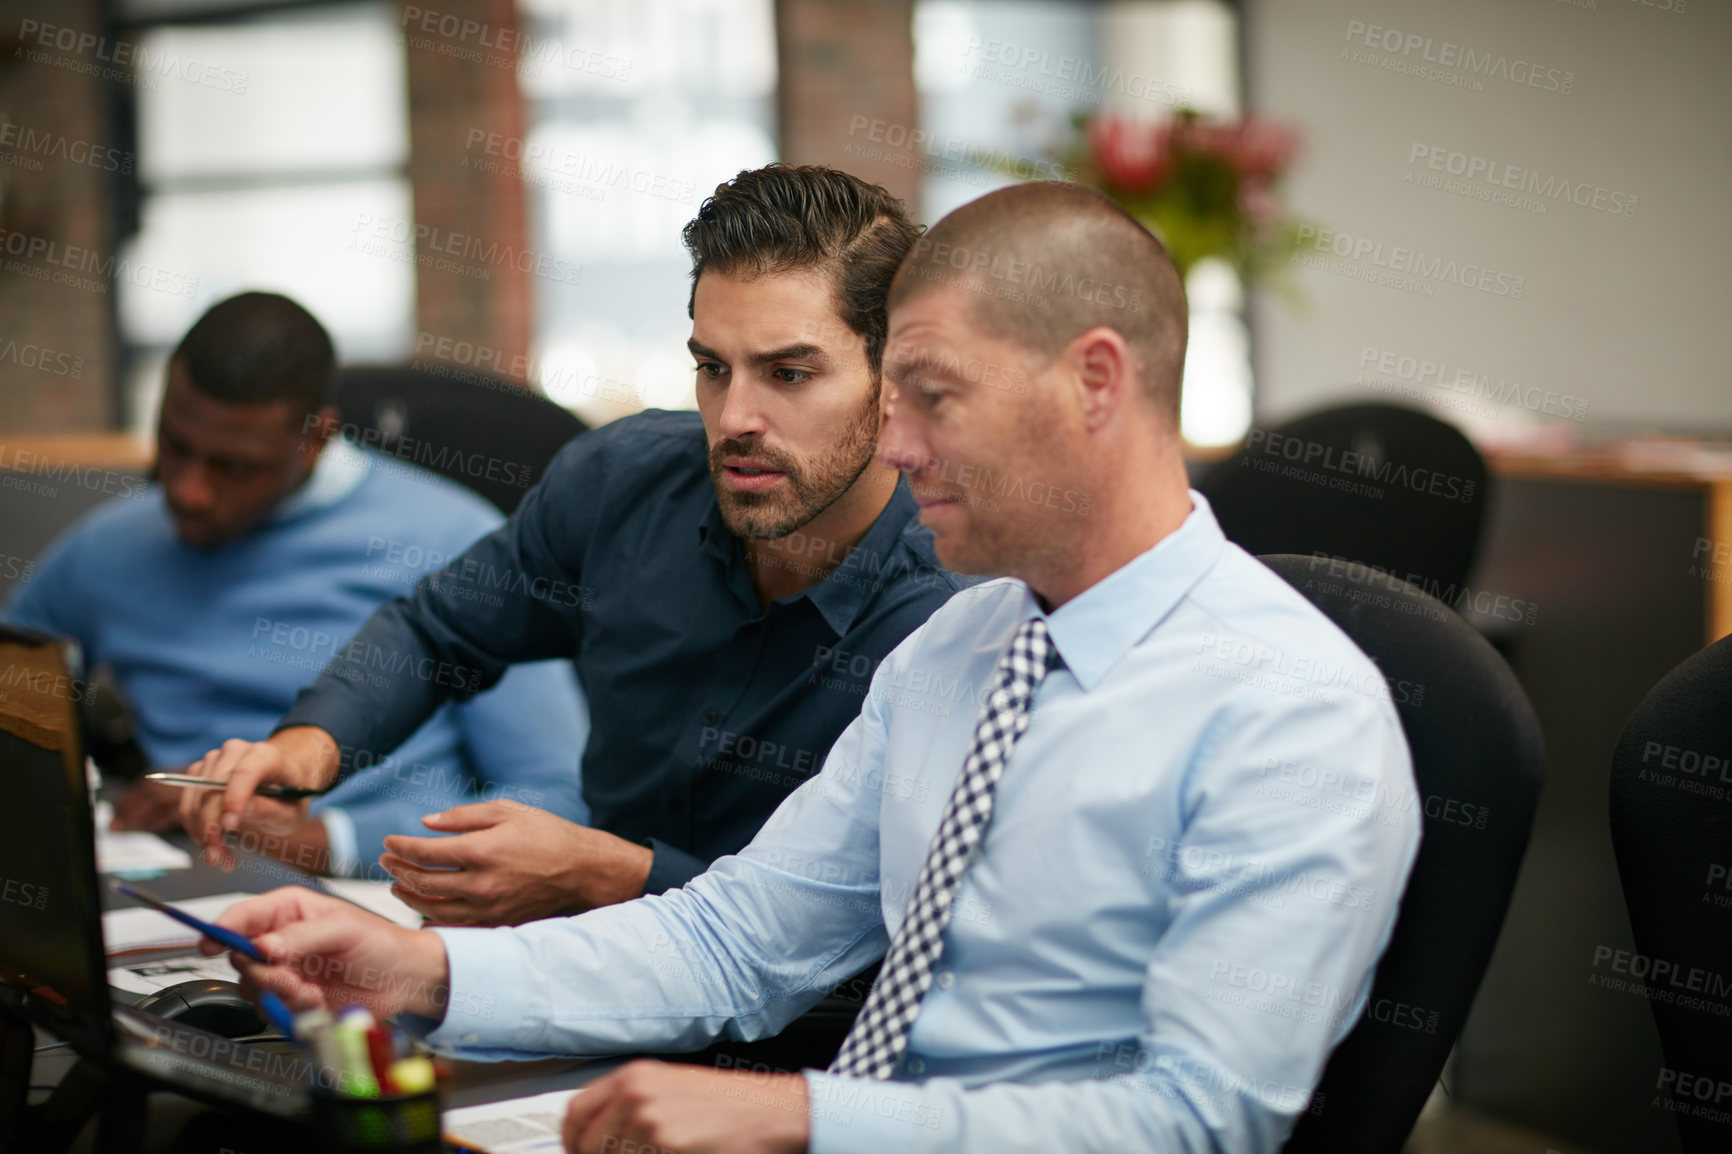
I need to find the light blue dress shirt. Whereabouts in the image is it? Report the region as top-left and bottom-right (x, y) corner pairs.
(425, 493), (1420, 1154)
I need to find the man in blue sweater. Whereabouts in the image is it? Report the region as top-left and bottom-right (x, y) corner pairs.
(3, 291), (588, 875)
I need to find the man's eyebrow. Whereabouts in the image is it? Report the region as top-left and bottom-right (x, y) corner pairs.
(748, 343), (829, 368)
(685, 340), (831, 369)
(886, 349), (953, 387)
(158, 417), (275, 466)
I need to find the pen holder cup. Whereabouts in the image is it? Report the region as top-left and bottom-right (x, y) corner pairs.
(309, 1088), (443, 1154)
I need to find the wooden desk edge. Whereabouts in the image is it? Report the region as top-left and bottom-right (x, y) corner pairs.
(1484, 452), (1732, 492)
(0, 432), (151, 472)
(1707, 481), (1732, 644)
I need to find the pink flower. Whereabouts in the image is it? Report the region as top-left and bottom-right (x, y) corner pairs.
(1175, 116), (1238, 164)
(1088, 117), (1172, 194)
(1233, 118), (1300, 184)
(1158, 114), (1299, 184)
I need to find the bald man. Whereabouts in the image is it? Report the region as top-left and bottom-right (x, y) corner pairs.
(205, 183), (1420, 1154)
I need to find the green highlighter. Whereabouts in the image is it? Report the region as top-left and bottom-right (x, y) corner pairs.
(332, 1008), (381, 1098)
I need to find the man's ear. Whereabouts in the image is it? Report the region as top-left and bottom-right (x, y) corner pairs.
(875, 373), (895, 424)
(300, 405), (339, 459)
(1065, 327), (1133, 433)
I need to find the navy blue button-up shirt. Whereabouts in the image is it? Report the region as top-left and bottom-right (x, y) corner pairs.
(281, 409), (964, 893)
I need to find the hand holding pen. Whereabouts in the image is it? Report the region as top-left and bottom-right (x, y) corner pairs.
(171, 728), (344, 869)
(111, 880), (268, 961)
(111, 885), (438, 1101)
(145, 772), (329, 801)
(201, 886), (453, 1022)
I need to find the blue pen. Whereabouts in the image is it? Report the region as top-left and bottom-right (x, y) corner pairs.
(110, 881), (267, 963)
(259, 991), (297, 1038)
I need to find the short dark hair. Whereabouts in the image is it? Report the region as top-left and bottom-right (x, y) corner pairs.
(171, 291), (335, 420)
(888, 182), (1188, 421)
(682, 164), (920, 377)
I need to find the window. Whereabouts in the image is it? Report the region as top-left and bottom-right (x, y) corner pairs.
(914, 0), (1253, 446)
(514, 0), (777, 424)
(117, 0), (414, 435)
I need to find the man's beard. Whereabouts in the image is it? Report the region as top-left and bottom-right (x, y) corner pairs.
(708, 386), (881, 541)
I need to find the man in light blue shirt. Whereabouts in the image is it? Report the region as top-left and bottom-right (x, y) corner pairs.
(4, 291), (587, 874)
(212, 185), (1419, 1153)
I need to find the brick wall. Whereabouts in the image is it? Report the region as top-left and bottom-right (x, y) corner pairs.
(0, 0), (116, 432)
(776, 0), (919, 212)
(401, 0), (533, 376)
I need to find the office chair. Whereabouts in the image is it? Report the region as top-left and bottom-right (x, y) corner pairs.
(1199, 405), (1490, 602)
(335, 364), (589, 515)
(1608, 634), (1732, 1154)
(81, 666), (148, 782)
(1257, 554), (1544, 1154)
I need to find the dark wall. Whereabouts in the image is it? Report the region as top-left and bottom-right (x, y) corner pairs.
(1457, 477), (1707, 1154)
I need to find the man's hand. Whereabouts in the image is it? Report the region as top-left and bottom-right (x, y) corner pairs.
(562, 1061), (810, 1154)
(178, 726), (341, 869)
(380, 803), (653, 925)
(110, 777), (185, 833)
(237, 813), (339, 876)
(205, 886), (450, 1019)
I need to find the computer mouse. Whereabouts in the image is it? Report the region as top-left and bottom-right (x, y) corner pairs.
(133, 979), (268, 1038)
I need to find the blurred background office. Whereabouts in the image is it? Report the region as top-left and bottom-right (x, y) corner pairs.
(0, 1), (1727, 1152)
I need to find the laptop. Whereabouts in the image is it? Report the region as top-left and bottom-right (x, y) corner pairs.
(0, 623), (310, 1119)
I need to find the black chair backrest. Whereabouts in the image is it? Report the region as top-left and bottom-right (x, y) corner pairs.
(1199, 405), (1490, 602)
(1609, 635), (1732, 1153)
(1259, 554), (1544, 1154)
(334, 364), (590, 514)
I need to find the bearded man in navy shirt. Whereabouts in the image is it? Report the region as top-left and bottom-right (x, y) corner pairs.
(183, 165), (964, 930)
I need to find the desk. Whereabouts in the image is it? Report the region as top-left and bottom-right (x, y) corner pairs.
(1486, 446), (1732, 644)
(28, 836), (614, 1154)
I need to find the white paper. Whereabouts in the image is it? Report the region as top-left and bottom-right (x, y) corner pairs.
(92, 801), (194, 874)
(102, 892), (254, 955)
(108, 953), (242, 995)
(443, 1088), (582, 1153)
(322, 878), (423, 928)
(96, 829), (196, 874)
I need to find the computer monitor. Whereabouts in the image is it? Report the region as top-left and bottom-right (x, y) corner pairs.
(0, 624), (115, 1057)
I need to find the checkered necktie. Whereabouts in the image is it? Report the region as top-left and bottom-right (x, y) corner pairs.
(830, 616), (1059, 1080)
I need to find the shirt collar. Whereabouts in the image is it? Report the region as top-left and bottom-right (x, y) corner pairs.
(266, 436), (370, 528)
(697, 491), (734, 561)
(1026, 490), (1226, 692)
(695, 476), (923, 634)
(803, 476), (921, 635)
